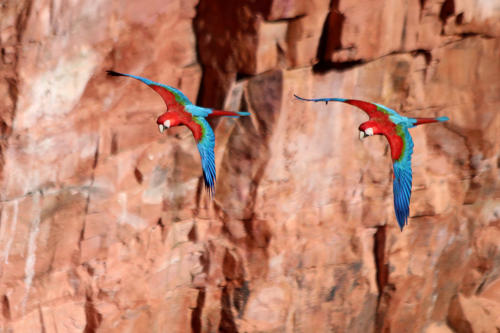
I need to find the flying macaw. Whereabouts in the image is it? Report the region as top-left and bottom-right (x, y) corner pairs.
(107, 70), (250, 196)
(294, 94), (449, 231)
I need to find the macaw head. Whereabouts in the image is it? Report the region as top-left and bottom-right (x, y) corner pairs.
(156, 112), (179, 133)
(358, 121), (379, 139)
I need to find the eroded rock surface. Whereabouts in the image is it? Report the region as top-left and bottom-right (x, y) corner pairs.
(0, 0), (499, 332)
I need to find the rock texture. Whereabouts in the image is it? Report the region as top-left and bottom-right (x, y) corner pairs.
(0, 0), (499, 332)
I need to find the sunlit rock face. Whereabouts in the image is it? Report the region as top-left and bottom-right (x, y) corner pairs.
(0, 0), (499, 332)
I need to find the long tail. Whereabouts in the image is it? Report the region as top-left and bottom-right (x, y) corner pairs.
(294, 94), (347, 104)
(412, 116), (449, 126)
(207, 110), (251, 118)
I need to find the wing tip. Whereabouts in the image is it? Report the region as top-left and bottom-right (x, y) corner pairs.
(397, 217), (408, 231)
(106, 70), (124, 77)
(203, 171), (216, 198)
(395, 194), (410, 231)
(393, 166), (412, 232)
(395, 205), (409, 231)
(293, 94), (348, 104)
(206, 186), (215, 198)
(205, 184), (215, 198)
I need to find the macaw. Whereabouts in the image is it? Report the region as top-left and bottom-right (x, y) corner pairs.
(294, 94), (449, 231)
(107, 70), (250, 196)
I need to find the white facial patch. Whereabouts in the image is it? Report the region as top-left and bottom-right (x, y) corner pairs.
(163, 120), (171, 128)
(158, 124), (164, 133)
(365, 127), (374, 136)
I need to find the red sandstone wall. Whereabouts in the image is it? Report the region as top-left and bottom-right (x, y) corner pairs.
(0, 0), (499, 332)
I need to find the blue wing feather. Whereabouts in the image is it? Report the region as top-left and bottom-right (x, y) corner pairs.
(107, 71), (192, 105)
(294, 94), (347, 103)
(374, 103), (407, 123)
(392, 126), (414, 231)
(295, 94), (410, 123)
(194, 117), (216, 196)
(185, 105), (251, 118)
(185, 105), (214, 117)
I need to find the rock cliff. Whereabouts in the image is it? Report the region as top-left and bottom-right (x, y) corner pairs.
(0, 0), (499, 332)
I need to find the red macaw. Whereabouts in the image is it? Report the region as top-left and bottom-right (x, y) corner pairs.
(108, 71), (250, 196)
(295, 94), (449, 230)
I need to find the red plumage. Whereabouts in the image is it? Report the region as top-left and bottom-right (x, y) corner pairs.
(207, 110), (242, 118)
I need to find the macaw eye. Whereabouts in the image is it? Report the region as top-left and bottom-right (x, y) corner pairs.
(163, 120), (171, 128)
(365, 128), (374, 136)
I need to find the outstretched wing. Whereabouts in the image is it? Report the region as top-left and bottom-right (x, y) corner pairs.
(107, 70), (192, 107)
(192, 117), (216, 196)
(390, 125), (414, 231)
(294, 94), (405, 121)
